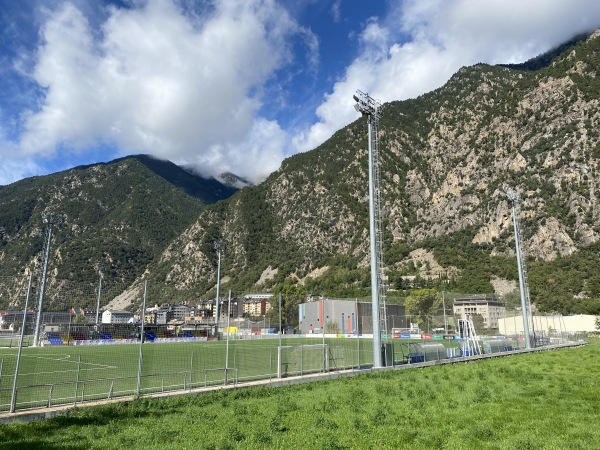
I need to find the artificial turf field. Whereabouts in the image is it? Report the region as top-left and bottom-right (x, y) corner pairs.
(1, 336), (386, 411)
(0, 339), (598, 449)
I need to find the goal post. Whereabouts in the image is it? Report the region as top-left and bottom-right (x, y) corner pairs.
(277, 344), (329, 378)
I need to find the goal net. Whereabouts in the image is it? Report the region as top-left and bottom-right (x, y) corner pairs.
(277, 344), (329, 378)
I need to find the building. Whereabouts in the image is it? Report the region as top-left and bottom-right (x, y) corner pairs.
(297, 298), (406, 335)
(453, 295), (505, 329)
(243, 294), (273, 317)
(155, 306), (171, 325)
(102, 310), (134, 324)
(0, 310), (72, 332)
(171, 305), (190, 321)
(498, 314), (597, 335)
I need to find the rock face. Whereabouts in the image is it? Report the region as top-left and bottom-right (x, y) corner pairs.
(152, 31), (600, 301)
(3, 33), (600, 310)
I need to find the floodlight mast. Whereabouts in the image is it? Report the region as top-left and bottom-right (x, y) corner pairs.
(33, 213), (61, 347)
(506, 189), (533, 349)
(214, 239), (227, 338)
(353, 90), (384, 368)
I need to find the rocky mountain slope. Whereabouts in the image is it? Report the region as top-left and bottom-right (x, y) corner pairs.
(0, 155), (236, 295)
(3, 32), (600, 315)
(153, 30), (600, 313)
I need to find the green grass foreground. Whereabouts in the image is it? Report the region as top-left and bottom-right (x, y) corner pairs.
(1, 341), (599, 450)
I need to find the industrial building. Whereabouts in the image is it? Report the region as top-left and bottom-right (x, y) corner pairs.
(298, 298), (405, 335)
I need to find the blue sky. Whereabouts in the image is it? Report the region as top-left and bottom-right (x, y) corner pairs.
(2, 0), (600, 186)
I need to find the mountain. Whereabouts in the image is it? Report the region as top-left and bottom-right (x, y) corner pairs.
(4, 31), (600, 316)
(0, 155), (236, 291)
(150, 30), (600, 314)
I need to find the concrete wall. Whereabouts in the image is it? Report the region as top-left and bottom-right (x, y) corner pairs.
(498, 314), (597, 334)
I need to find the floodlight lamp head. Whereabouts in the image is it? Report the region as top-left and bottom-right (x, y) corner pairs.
(42, 212), (62, 225)
(214, 239), (228, 252)
(353, 89), (382, 119)
(505, 188), (518, 203)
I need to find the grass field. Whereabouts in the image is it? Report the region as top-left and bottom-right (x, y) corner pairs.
(0, 340), (597, 449)
(2, 336), (396, 411)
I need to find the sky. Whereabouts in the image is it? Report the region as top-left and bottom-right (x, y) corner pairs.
(1, 0), (600, 186)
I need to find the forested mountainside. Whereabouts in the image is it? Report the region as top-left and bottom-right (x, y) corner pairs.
(153, 30), (600, 314)
(3, 31), (600, 315)
(0, 155), (236, 287)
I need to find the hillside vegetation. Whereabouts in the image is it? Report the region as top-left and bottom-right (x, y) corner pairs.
(3, 32), (600, 314)
(0, 155), (236, 293)
(153, 31), (600, 313)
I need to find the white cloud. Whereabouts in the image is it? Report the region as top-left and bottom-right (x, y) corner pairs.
(0, 139), (43, 186)
(16, 0), (313, 184)
(293, 0), (600, 153)
(7, 0), (600, 186)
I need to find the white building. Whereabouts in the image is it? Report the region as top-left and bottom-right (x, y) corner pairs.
(102, 310), (134, 324)
(498, 314), (597, 335)
(453, 295), (506, 328)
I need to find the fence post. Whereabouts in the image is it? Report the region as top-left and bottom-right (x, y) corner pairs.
(356, 298), (360, 369)
(277, 346), (282, 379)
(225, 291), (231, 385)
(136, 281), (148, 397)
(48, 385), (54, 408)
(10, 274), (32, 413)
(73, 356), (81, 405)
(190, 351), (194, 388)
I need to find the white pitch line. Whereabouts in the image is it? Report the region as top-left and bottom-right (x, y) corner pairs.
(19, 354), (118, 376)
(22, 354), (72, 362)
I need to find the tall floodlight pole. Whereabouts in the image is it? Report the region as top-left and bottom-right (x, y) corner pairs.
(33, 213), (60, 347)
(214, 239), (227, 338)
(353, 90), (384, 368)
(95, 268), (104, 325)
(506, 189), (532, 349)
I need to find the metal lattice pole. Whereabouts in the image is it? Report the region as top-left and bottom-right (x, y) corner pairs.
(10, 275), (33, 413)
(214, 239), (227, 338)
(33, 214), (61, 347)
(353, 90), (384, 367)
(136, 280), (148, 396)
(506, 189), (532, 349)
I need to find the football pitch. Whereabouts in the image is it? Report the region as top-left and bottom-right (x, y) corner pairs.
(0, 336), (379, 412)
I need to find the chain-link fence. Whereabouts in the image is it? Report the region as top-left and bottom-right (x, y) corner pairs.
(0, 276), (587, 413)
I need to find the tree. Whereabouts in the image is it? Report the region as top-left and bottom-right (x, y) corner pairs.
(271, 283), (308, 328)
(73, 314), (87, 324)
(405, 288), (440, 331)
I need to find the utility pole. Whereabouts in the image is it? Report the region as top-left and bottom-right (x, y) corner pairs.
(353, 90), (385, 368)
